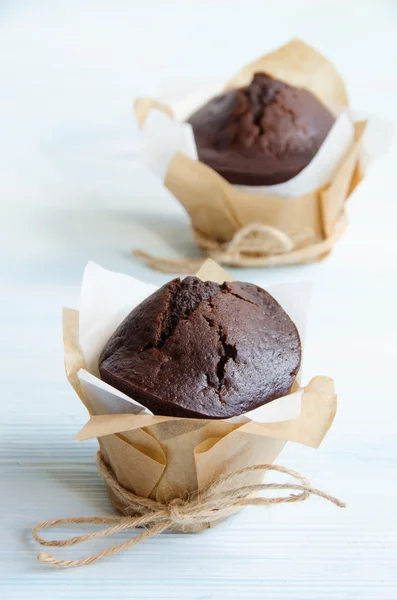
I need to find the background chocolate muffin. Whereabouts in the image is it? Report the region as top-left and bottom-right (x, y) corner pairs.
(99, 276), (301, 419)
(186, 72), (335, 186)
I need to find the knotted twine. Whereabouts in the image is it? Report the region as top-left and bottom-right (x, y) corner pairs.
(32, 451), (345, 569)
(133, 216), (347, 273)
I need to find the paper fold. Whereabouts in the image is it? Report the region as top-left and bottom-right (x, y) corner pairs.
(223, 38), (348, 109)
(76, 376), (333, 449)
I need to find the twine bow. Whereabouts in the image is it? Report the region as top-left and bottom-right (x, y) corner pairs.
(134, 216), (347, 273)
(32, 452), (345, 569)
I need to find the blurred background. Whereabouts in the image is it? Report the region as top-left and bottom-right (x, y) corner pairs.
(1, 0), (396, 284)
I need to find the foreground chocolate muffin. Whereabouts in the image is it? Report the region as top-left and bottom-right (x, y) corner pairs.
(186, 72), (335, 186)
(99, 277), (301, 419)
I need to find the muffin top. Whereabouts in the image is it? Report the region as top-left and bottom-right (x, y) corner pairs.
(186, 73), (335, 186)
(99, 276), (301, 419)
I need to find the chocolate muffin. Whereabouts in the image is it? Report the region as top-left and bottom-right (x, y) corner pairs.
(99, 277), (301, 419)
(186, 73), (335, 186)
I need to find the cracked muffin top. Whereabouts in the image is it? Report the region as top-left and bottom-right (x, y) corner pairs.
(186, 72), (335, 186)
(98, 276), (301, 419)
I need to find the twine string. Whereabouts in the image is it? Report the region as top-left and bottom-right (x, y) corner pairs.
(133, 216), (347, 272)
(32, 452), (345, 569)
(225, 223), (294, 254)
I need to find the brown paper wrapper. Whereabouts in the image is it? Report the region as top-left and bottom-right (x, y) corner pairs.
(134, 39), (366, 267)
(65, 260), (336, 529)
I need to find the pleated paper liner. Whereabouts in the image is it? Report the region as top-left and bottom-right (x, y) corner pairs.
(63, 260), (337, 529)
(134, 39), (366, 270)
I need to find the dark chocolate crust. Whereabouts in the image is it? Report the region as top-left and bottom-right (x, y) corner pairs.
(99, 276), (301, 419)
(186, 73), (335, 186)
